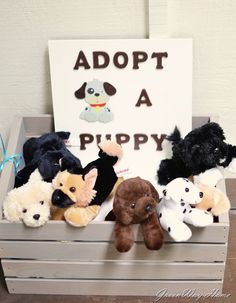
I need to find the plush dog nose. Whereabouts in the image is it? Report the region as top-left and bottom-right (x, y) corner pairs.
(52, 189), (61, 204)
(95, 93), (100, 97)
(145, 204), (153, 213)
(199, 192), (204, 198)
(33, 214), (40, 220)
(52, 189), (75, 208)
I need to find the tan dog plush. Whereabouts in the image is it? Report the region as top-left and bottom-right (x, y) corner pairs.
(196, 184), (230, 216)
(51, 168), (100, 226)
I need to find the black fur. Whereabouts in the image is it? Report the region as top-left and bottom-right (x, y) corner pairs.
(157, 122), (236, 185)
(15, 132), (82, 187)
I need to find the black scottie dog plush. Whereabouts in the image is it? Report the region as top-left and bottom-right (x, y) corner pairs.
(157, 122), (236, 185)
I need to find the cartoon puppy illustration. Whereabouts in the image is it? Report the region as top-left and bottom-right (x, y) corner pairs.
(74, 79), (116, 123)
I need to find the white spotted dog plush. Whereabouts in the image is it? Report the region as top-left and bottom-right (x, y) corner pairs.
(157, 178), (213, 242)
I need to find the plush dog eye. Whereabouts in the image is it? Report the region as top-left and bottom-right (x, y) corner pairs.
(130, 203), (135, 209)
(185, 188), (189, 192)
(40, 201), (44, 205)
(59, 183), (63, 187)
(87, 88), (94, 94)
(145, 193), (149, 197)
(70, 187), (76, 193)
(22, 209), (27, 213)
(214, 147), (220, 153)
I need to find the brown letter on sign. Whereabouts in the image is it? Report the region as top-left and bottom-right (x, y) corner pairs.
(80, 134), (94, 150)
(116, 133), (130, 145)
(151, 52), (168, 69)
(151, 134), (167, 151)
(133, 51), (148, 69)
(93, 51), (110, 69)
(136, 89), (152, 107)
(73, 51), (91, 70)
(113, 52), (129, 69)
(134, 134), (148, 150)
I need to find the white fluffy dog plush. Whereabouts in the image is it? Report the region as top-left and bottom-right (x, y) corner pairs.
(3, 169), (53, 227)
(157, 178), (213, 242)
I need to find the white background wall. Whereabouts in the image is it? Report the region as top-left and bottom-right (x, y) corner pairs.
(0, 0), (236, 146)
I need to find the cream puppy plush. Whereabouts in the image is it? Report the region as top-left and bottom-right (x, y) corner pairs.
(196, 183), (230, 216)
(157, 178), (213, 242)
(3, 169), (53, 227)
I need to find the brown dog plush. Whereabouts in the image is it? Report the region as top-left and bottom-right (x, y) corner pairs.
(195, 183), (230, 216)
(111, 177), (164, 252)
(51, 168), (100, 226)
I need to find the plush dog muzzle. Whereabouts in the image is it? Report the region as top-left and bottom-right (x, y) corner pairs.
(133, 197), (156, 221)
(52, 189), (75, 208)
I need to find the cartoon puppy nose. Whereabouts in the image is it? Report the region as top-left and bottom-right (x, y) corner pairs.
(145, 204), (153, 213)
(33, 214), (40, 220)
(199, 192), (204, 198)
(95, 93), (100, 97)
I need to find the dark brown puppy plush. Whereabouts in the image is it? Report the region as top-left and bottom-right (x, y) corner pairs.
(112, 177), (164, 252)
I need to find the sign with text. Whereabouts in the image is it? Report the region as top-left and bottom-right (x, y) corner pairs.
(49, 39), (192, 184)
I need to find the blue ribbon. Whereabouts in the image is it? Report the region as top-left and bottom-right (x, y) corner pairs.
(0, 135), (22, 174)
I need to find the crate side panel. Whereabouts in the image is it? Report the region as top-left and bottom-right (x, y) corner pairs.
(0, 241), (227, 262)
(192, 116), (210, 128)
(2, 259), (224, 280)
(23, 115), (53, 136)
(0, 116), (26, 218)
(0, 220), (229, 243)
(6, 278), (223, 296)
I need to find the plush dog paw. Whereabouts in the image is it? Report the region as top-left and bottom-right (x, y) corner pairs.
(194, 168), (223, 187)
(64, 205), (100, 227)
(166, 222), (192, 242)
(225, 158), (236, 173)
(184, 208), (213, 227)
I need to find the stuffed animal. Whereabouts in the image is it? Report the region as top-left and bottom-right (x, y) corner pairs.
(15, 131), (82, 188)
(195, 183), (230, 216)
(157, 122), (236, 186)
(51, 140), (123, 227)
(51, 168), (100, 226)
(107, 177), (164, 252)
(157, 178), (213, 242)
(3, 169), (53, 227)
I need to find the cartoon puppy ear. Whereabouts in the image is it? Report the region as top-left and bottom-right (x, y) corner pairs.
(103, 82), (117, 96)
(84, 168), (98, 188)
(74, 82), (87, 99)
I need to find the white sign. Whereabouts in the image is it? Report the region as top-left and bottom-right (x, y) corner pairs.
(49, 39), (192, 185)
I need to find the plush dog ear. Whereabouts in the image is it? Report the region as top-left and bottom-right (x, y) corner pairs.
(162, 188), (170, 200)
(3, 191), (22, 222)
(143, 179), (159, 202)
(28, 169), (43, 183)
(74, 82), (87, 99)
(84, 168), (98, 188)
(202, 122), (225, 141)
(77, 168), (97, 206)
(103, 82), (117, 96)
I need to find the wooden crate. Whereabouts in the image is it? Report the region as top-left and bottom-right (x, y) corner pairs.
(0, 115), (229, 296)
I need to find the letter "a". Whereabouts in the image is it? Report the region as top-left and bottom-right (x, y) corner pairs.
(135, 89), (152, 107)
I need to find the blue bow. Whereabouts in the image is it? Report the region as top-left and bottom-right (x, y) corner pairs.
(0, 135), (22, 174)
